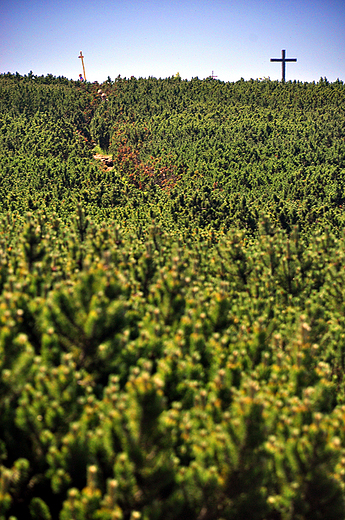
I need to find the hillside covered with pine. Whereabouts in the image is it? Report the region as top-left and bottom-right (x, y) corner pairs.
(1, 72), (345, 520)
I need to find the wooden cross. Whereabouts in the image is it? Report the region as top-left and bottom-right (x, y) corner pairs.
(78, 51), (86, 81)
(270, 49), (297, 81)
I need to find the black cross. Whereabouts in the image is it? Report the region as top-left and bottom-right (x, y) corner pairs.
(270, 49), (297, 82)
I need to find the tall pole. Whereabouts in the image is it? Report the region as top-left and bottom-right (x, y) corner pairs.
(281, 49), (286, 82)
(78, 51), (86, 81)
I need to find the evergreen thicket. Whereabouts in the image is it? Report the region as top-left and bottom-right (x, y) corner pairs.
(0, 72), (345, 519)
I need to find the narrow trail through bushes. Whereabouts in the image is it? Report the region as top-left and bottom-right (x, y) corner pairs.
(93, 153), (114, 170)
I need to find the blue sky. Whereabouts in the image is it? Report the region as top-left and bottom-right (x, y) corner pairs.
(1, 0), (344, 83)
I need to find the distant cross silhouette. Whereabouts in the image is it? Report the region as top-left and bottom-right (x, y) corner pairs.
(211, 70), (218, 79)
(78, 51), (86, 81)
(270, 49), (297, 81)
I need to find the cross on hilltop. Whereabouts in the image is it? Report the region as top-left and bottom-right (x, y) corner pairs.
(270, 49), (297, 81)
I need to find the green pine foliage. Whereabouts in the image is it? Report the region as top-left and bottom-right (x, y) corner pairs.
(1, 72), (345, 519)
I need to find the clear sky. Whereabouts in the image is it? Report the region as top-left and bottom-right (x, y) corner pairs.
(1, 0), (344, 83)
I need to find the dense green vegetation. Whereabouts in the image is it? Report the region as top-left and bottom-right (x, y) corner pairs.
(0, 71), (345, 520)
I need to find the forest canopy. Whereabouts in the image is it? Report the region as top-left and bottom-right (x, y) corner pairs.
(0, 72), (345, 520)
